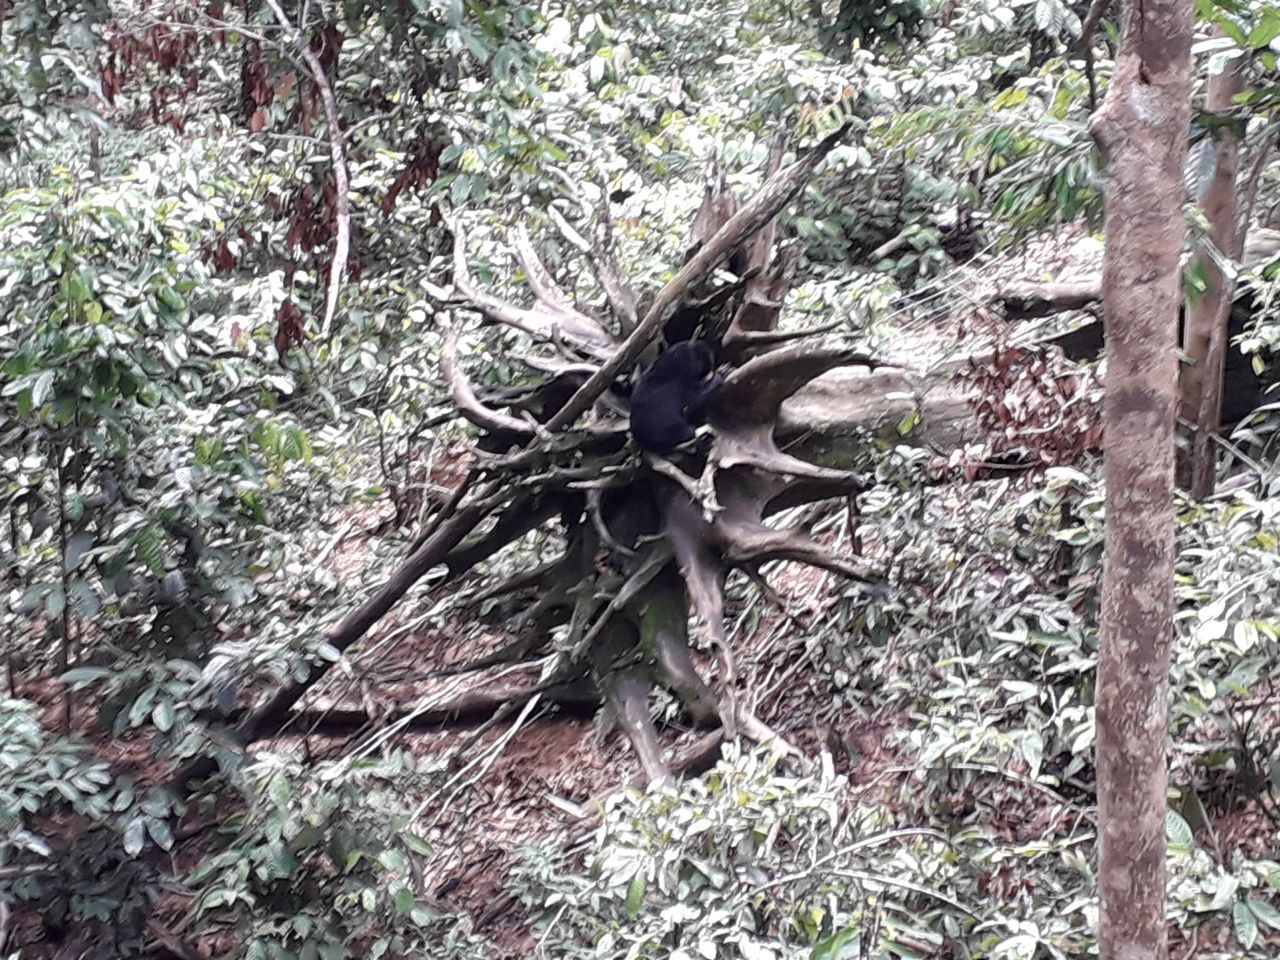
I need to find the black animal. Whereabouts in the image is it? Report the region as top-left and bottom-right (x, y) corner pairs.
(629, 340), (724, 452)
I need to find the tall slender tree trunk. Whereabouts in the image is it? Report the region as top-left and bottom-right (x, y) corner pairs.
(1089, 2), (1194, 959)
(1178, 36), (1248, 498)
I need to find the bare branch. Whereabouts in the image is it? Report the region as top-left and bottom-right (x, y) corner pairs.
(443, 495), (563, 577)
(546, 123), (854, 432)
(726, 319), (840, 354)
(263, 0), (350, 340)
(547, 205), (640, 335)
(1078, 0), (1112, 51)
(724, 253), (802, 345)
(715, 516), (876, 582)
(172, 488), (500, 792)
(599, 662), (671, 785)
(713, 343), (882, 426)
(572, 545), (674, 660)
(715, 434), (864, 485)
(993, 224), (1279, 321)
(441, 323), (537, 436)
(438, 631), (549, 676)
(511, 224), (577, 311)
(449, 219), (615, 356)
(463, 556), (564, 607)
(994, 280), (1102, 319)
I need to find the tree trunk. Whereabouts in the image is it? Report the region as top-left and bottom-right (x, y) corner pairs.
(1089, 2), (1194, 959)
(1178, 34), (1248, 497)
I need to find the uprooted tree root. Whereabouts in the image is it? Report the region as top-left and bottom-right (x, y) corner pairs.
(175, 124), (884, 792)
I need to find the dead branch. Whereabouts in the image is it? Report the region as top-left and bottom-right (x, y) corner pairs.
(995, 280), (1103, 319)
(264, 0), (350, 340)
(461, 555), (564, 607)
(437, 630), (548, 677)
(172, 491), (498, 792)
(716, 516), (876, 582)
(547, 205), (639, 335)
(727, 319), (841, 351)
(993, 227), (1279, 321)
(572, 545), (674, 660)
(600, 661), (671, 785)
(546, 123), (853, 432)
(405, 468), (485, 555)
(266, 683), (599, 732)
(713, 343), (881, 425)
(662, 495), (728, 649)
(727, 262), (802, 340)
(715, 432), (865, 485)
(588, 488), (636, 556)
(449, 219), (615, 354)
(1182, 36), (1248, 496)
(1078, 0), (1112, 50)
(443, 494), (563, 577)
(739, 709), (811, 769)
(145, 918), (205, 960)
(511, 224), (578, 312)
(442, 323), (537, 436)
(738, 131), (788, 275)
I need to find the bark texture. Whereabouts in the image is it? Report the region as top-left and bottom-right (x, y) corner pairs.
(1089, 1), (1194, 957)
(1178, 36), (1248, 497)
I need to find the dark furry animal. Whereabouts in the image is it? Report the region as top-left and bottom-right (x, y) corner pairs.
(629, 340), (723, 452)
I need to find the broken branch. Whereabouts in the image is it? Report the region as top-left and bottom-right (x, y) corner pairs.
(545, 124), (853, 432)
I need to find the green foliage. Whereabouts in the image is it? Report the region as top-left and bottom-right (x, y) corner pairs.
(186, 750), (492, 960)
(0, 699), (113, 865)
(811, 0), (932, 58)
(0, 164), (333, 672)
(5, 0), (1280, 957)
(1166, 806), (1280, 953)
(517, 749), (1097, 959)
(518, 751), (959, 959)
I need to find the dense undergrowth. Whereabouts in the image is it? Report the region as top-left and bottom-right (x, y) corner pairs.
(4, 0), (1280, 958)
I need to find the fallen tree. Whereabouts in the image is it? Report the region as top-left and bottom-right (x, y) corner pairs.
(987, 227), (1280, 428)
(177, 126), (886, 790)
(778, 226), (1280, 463)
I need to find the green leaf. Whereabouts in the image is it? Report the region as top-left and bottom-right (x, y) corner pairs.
(66, 272), (90, 303)
(394, 886), (416, 914)
(1250, 10), (1280, 48)
(155, 286), (186, 312)
(812, 928), (859, 960)
(123, 816), (147, 855)
(134, 526), (165, 577)
(1165, 809), (1194, 854)
(152, 701), (175, 732)
(146, 816), (175, 851)
(268, 773), (291, 810)
(64, 531), (93, 571)
(1234, 899), (1259, 948)
(60, 666), (112, 685)
(450, 174), (472, 204)
(45, 585), (66, 618)
(625, 871), (646, 918)
(1248, 898), (1280, 931)
(31, 369), (55, 407)
(401, 833), (432, 856)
